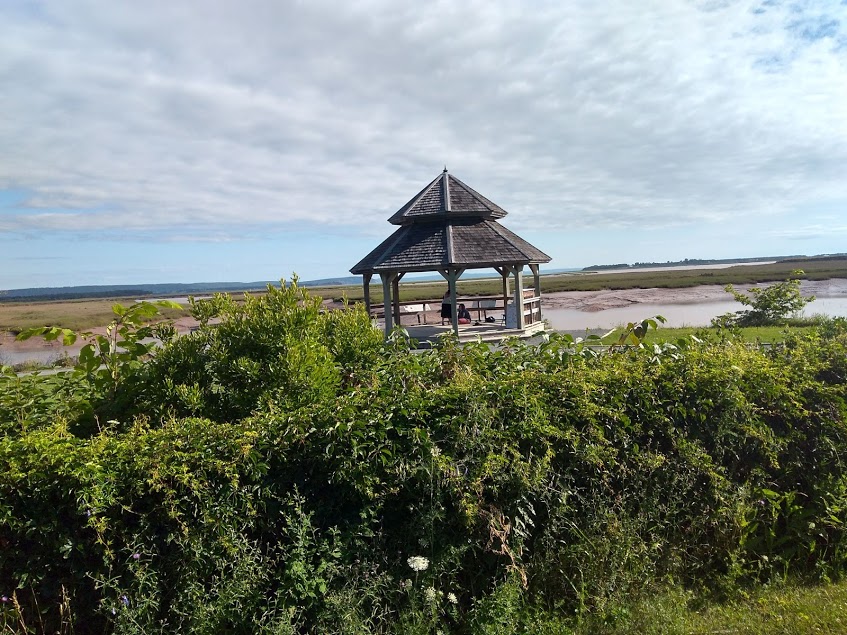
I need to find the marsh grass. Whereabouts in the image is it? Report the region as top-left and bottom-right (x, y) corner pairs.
(323, 258), (847, 303)
(0, 298), (189, 332)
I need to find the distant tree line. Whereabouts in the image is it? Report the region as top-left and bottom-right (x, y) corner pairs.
(582, 255), (805, 271)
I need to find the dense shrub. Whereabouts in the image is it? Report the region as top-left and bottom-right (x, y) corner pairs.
(2, 285), (847, 633)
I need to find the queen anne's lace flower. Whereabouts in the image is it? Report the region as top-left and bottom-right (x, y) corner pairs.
(407, 555), (429, 572)
(447, 592), (458, 604)
(424, 586), (438, 603)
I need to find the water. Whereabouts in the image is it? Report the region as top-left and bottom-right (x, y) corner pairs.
(544, 297), (847, 331)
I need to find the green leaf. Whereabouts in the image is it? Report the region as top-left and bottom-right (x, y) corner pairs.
(16, 326), (48, 341)
(156, 300), (184, 310)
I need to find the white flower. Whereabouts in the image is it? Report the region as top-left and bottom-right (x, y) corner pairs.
(430, 445), (442, 458)
(424, 587), (438, 603)
(447, 592), (458, 604)
(407, 555), (429, 572)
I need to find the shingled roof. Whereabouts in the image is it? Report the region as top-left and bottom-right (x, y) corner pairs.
(387, 169), (508, 225)
(351, 170), (551, 275)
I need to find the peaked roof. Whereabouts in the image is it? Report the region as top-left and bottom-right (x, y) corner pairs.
(387, 168), (508, 225)
(351, 219), (551, 275)
(351, 170), (551, 275)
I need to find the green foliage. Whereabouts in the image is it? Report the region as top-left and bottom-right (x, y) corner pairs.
(130, 277), (383, 423)
(718, 270), (816, 327)
(3, 280), (847, 633)
(4, 300), (182, 433)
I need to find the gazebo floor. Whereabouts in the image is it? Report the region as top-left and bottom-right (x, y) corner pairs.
(390, 320), (546, 347)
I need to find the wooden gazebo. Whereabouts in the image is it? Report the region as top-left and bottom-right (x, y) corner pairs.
(351, 169), (552, 338)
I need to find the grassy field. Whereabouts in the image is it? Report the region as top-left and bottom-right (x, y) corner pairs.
(582, 579), (847, 634)
(0, 297), (189, 332)
(2, 258), (845, 332)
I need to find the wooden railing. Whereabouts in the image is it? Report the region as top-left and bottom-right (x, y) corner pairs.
(370, 292), (543, 328)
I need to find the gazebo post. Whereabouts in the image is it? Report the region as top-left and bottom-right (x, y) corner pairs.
(439, 267), (464, 337)
(529, 264), (541, 323)
(496, 266), (511, 324)
(514, 266), (525, 330)
(380, 273), (394, 337)
(392, 273), (404, 326)
(362, 274), (372, 316)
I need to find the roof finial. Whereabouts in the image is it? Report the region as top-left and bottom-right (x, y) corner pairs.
(443, 165), (448, 173)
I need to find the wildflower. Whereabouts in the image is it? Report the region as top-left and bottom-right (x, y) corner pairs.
(424, 586), (438, 603)
(447, 592), (458, 604)
(430, 445), (441, 458)
(407, 555), (429, 572)
(120, 595), (129, 607)
(399, 579), (411, 590)
(0, 596), (8, 603)
(132, 553), (140, 560)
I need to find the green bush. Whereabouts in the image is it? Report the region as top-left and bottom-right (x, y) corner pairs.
(128, 279), (383, 424)
(717, 270), (816, 327)
(2, 283), (847, 633)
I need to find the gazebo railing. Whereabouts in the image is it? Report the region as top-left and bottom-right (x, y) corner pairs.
(369, 293), (543, 328)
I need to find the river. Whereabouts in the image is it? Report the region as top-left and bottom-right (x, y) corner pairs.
(543, 296), (847, 331)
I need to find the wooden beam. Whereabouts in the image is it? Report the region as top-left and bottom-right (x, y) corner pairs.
(392, 275), (401, 326)
(438, 267), (465, 336)
(529, 264), (541, 323)
(500, 266), (511, 324)
(514, 267), (525, 330)
(362, 273), (372, 315)
(380, 273), (393, 338)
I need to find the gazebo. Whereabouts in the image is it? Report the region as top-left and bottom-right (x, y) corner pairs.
(350, 169), (552, 338)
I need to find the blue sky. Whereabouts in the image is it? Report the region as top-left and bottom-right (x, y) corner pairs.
(2, 0), (846, 289)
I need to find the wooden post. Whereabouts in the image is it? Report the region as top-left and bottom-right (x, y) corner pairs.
(529, 264), (541, 323)
(439, 267), (465, 337)
(448, 273), (458, 336)
(392, 274), (401, 326)
(514, 267), (525, 330)
(496, 266), (510, 324)
(380, 273), (393, 338)
(362, 274), (372, 316)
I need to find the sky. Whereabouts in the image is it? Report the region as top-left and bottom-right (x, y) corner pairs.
(2, 0), (846, 289)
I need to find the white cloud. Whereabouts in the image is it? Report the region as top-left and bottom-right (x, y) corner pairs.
(0, 0), (845, 239)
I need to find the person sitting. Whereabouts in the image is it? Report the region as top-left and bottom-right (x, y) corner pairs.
(457, 303), (472, 324)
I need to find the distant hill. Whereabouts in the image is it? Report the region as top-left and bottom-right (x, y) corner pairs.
(0, 281), (274, 302)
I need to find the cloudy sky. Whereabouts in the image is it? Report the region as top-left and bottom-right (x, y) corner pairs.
(2, 0), (846, 289)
